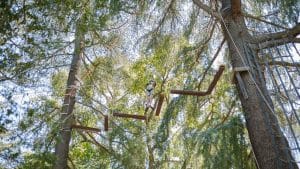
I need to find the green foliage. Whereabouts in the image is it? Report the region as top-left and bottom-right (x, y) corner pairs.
(19, 152), (55, 169)
(51, 70), (68, 97)
(191, 116), (256, 169)
(70, 142), (110, 169)
(2, 0), (296, 168)
(155, 96), (185, 154)
(253, 0), (299, 23)
(0, 1), (20, 40)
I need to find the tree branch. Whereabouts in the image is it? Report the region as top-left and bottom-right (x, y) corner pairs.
(68, 157), (76, 169)
(76, 121), (110, 153)
(86, 132), (110, 153)
(197, 38), (225, 90)
(137, 0), (176, 42)
(192, 0), (221, 20)
(196, 21), (217, 61)
(261, 61), (300, 68)
(243, 13), (288, 29)
(254, 23), (300, 45)
(258, 37), (300, 49)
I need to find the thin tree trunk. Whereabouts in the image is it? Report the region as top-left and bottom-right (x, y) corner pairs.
(220, 0), (298, 169)
(54, 21), (84, 169)
(146, 123), (155, 169)
(147, 144), (155, 169)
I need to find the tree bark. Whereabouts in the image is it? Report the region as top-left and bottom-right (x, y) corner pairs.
(54, 21), (84, 169)
(254, 23), (300, 43)
(220, 0), (298, 169)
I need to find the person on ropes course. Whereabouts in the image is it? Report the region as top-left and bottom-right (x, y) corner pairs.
(145, 80), (156, 110)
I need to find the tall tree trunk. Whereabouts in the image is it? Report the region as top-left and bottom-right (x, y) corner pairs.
(220, 0), (298, 169)
(54, 22), (84, 169)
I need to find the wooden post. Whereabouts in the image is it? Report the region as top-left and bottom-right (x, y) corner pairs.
(155, 94), (165, 116)
(104, 115), (108, 131)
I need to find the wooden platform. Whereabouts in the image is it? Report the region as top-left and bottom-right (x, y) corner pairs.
(71, 125), (101, 133)
(113, 112), (146, 120)
(171, 65), (225, 96)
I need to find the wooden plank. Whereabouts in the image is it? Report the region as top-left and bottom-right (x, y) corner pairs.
(232, 66), (250, 83)
(235, 72), (249, 99)
(155, 94), (164, 116)
(233, 66), (250, 72)
(170, 90), (208, 96)
(71, 125), (101, 133)
(206, 65), (225, 94)
(171, 65), (225, 96)
(113, 112), (146, 120)
(104, 115), (108, 131)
